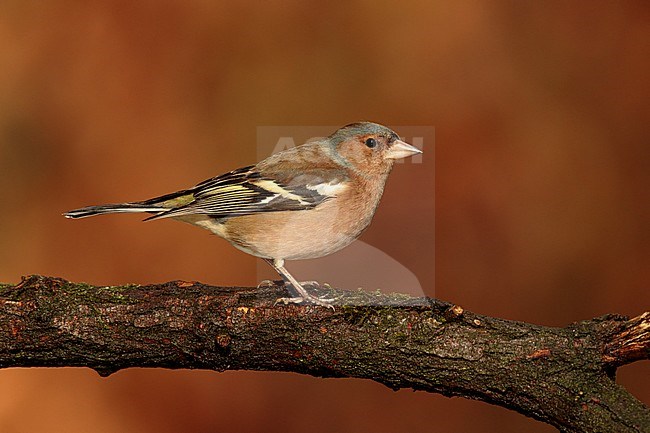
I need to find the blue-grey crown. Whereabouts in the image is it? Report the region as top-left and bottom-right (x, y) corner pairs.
(329, 122), (399, 145)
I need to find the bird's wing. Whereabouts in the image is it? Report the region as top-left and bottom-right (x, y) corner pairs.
(145, 165), (349, 220)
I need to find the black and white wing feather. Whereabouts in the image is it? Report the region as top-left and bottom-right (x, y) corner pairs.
(144, 165), (348, 221)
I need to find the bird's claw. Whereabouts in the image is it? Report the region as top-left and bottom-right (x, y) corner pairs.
(257, 279), (276, 288)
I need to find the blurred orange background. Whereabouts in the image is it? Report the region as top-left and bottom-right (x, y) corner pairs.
(0, 2), (648, 433)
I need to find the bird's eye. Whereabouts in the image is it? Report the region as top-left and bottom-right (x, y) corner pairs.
(365, 137), (377, 148)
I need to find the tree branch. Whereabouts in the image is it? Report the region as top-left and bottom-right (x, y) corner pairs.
(0, 275), (648, 433)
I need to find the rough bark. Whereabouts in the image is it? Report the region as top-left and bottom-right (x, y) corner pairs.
(0, 275), (648, 433)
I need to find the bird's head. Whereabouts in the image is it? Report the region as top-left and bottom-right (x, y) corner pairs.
(328, 122), (422, 177)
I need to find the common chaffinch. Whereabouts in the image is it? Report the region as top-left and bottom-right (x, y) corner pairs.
(65, 122), (422, 307)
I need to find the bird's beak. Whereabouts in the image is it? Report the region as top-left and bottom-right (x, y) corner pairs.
(384, 139), (423, 160)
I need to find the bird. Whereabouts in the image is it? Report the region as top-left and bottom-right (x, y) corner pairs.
(64, 122), (422, 307)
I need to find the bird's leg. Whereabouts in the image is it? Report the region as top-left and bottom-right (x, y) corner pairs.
(263, 258), (335, 309)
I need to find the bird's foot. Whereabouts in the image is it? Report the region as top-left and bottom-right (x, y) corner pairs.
(276, 281), (335, 309)
(258, 280), (323, 289)
(256, 280), (333, 307)
(274, 294), (336, 310)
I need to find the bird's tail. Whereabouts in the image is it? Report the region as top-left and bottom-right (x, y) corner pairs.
(63, 202), (168, 219)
